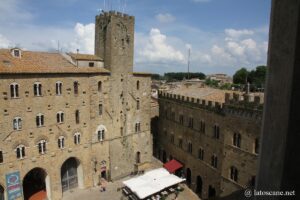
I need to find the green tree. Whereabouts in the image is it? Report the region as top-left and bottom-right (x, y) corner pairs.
(233, 68), (249, 84)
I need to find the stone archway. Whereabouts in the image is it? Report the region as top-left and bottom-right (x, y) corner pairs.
(186, 168), (192, 187)
(61, 157), (83, 193)
(196, 176), (203, 197)
(22, 167), (50, 200)
(208, 185), (216, 198)
(0, 184), (4, 200)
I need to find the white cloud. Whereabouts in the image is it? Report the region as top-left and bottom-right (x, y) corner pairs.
(155, 13), (176, 23)
(225, 29), (254, 38)
(0, 34), (12, 48)
(68, 23), (95, 54)
(136, 28), (185, 64)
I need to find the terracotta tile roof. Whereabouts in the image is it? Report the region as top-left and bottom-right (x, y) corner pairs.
(0, 49), (110, 74)
(68, 53), (103, 61)
(165, 83), (230, 103)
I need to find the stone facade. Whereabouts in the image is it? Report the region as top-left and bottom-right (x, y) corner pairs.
(155, 90), (262, 199)
(0, 11), (152, 200)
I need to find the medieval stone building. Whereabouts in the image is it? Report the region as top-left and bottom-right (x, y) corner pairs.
(154, 83), (263, 199)
(0, 11), (152, 200)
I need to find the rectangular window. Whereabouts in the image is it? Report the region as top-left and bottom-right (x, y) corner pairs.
(200, 120), (206, 133)
(179, 115), (184, 125)
(188, 117), (194, 128)
(254, 138), (259, 154)
(0, 151), (3, 163)
(89, 62), (94, 67)
(179, 139), (183, 148)
(74, 81), (79, 95)
(170, 134), (174, 144)
(120, 127), (123, 136)
(99, 104), (103, 115)
(75, 110), (80, 124)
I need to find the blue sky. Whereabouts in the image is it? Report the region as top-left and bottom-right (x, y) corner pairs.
(0, 0), (271, 75)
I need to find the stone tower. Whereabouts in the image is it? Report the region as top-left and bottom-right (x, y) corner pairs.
(95, 11), (152, 180)
(95, 11), (134, 74)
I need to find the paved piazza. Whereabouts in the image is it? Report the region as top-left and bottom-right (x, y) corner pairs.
(63, 158), (200, 200)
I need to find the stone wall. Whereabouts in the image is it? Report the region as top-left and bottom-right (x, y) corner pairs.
(156, 91), (262, 199)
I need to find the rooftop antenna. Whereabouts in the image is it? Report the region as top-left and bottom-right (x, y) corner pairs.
(124, 0), (127, 13)
(187, 48), (191, 80)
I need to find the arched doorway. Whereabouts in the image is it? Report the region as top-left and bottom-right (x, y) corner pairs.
(208, 185), (216, 198)
(23, 168), (49, 200)
(136, 152), (141, 164)
(196, 176), (203, 197)
(186, 168), (192, 187)
(61, 157), (83, 193)
(162, 150), (167, 163)
(0, 185), (4, 200)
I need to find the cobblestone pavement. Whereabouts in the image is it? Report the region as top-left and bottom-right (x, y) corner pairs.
(63, 158), (200, 200)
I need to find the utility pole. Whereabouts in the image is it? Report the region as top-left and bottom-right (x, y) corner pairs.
(187, 48), (191, 80)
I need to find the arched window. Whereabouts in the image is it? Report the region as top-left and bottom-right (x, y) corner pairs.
(33, 82), (42, 96)
(58, 136), (65, 149)
(98, 81), (102, 92)
(213, 124), (220, 139)
(75, 110), (80, 124)
(188, 142), (193, 154)
(136, 99), (140, 110)
(74, 81), (79, 95)
(200, 120), (205, 133)
(198, 148), (204, 160)
(135, 122), (141, 133)
(98, 129), (105, 142)
(136, 152), (141, 164)
(57, 111), (64, 123)
(36, 113), (44, 127)
(230, 166), (238, 182)
(13, 117), (22, 130)
(136, 80), (140, 90)
(74, 132), (81, 145)
(16, 144), (25, 159)
(211, 154), (218, 168)
(38, 140), (47, 154)
(56, 81), (62, 95)
(10, 83), (19, 98)
(233, 133), (241, 148)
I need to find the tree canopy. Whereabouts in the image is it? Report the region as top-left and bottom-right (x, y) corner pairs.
(233, 66), (267, 89)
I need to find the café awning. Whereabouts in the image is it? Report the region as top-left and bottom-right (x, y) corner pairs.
(163, 159), (183, 173)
